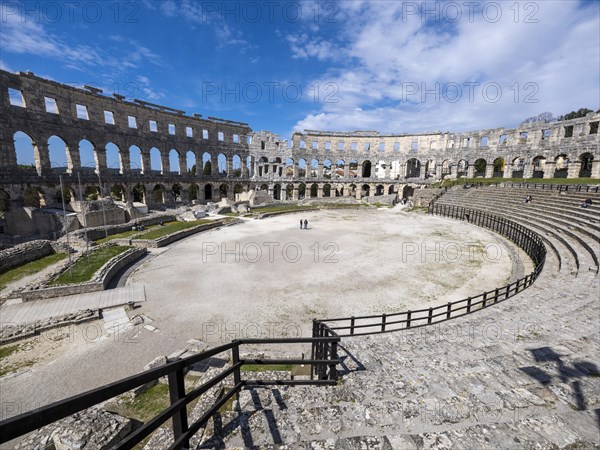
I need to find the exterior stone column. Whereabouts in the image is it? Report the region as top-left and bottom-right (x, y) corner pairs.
(197, 183), (206, 202)
(140, 151), (150, 175)
(226, 157), (233, 178)
(523, 162), (534, 179)
(211, 159), (219, 177)
(370, 184), (376, 197)
(504, 164), (513, 178)
(160, 152), (169, 175)
(179, 153), (187, 176)
(0, 140), (17, 168)
(120, 151), (130, 174)
(591, 160), (600, 179)
(66, 143), (80, 174)
(436, 164), (443, 179)
(384, 164), (391, 179)
(180, 188), (190, 204)
(241, 161), (248, 178)
(543, 161), (556, 178)
(35, 142), (51, 175)
(293, 164), (299, 178)
(467, 165), (475, 178)
(317, 184), (323, 198)
(292, 186), (299, 201)
(344, 164), (350, 178)
(355, 188), (362, 200)
(450, 164), (458, 178)
(567, 161), (581, 178)
(485, 165), (494, 178)
(317, 164), (323, 178)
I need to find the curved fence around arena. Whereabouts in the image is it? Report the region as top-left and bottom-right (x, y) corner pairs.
(314, 203), (547, 337)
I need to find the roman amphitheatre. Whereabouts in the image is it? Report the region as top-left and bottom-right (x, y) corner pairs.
(0, 69), (599, 449)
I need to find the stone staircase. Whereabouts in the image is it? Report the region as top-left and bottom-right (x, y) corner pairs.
(185, 186), (600, 449)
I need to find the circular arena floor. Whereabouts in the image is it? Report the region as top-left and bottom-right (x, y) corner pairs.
(2, 207), (524, 417)
(131, 207), (519, 344)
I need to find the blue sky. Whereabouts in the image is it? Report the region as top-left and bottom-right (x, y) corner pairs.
(2, 0), (599, 143)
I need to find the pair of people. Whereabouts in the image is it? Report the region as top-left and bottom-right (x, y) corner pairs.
(299, 219), (309, 229)
(580, 198), (593, 208)
(523, 195), (533, 204)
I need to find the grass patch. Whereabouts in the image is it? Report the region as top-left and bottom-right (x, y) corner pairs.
(0, 344), (36, 377)
(0, 253), (67, 290)
(50, 245), (131, 285)
(321, 203), (368, 209)
(241, 364), (293, 372)
(109, 383), (171, 423)
(136, 220), (212, 240)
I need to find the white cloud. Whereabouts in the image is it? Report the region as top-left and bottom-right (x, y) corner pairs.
(291, 1), (600, 133)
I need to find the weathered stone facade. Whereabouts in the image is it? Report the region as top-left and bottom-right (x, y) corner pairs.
(1, 69), (598, 219)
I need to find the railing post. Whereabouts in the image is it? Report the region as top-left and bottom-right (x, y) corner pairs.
(446, 302), (451, 319)
(406, 311), (411, 329)
(311, 320), (317, 380)
(350, 316), (355, 335)
(427, 307), (433, 324)
(466, 297), (472, 313)
(381, 313), (387, 332)
(232, 341), (241, 387)
(329, 340), (338, 382)
(493, 288), (499, 304)
(168, 368), (189, 449)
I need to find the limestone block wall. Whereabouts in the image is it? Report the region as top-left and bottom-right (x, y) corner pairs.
(0, 239), (54, 273)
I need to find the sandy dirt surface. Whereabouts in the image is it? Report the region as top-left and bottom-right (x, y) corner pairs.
(0, 208), (519, 424)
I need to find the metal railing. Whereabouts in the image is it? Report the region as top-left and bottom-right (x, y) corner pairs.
(316, 203), (546, 337)
(0, 336), (340, 448)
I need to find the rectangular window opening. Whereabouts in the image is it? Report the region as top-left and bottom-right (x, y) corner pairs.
(149, 120), (158, 132)
(337, 142), (344, 151)
(233, 134), (239, 143)
(44, 97), (59, 114)
(104, 110), (115, 125)
(393, 142), (400, 151)
(203, 129), (209, 139)
(186, 126), (193, 137)
(8, 88), (26, 107)
(168, 124), (176, 135)
(590, 122), (599, 135)
(564, 126), (573, 138)
(312, 141), (318, 150)
(76, 104), (89, 120)
(218, 131), (224, 141)
(128, 116), (137, 128)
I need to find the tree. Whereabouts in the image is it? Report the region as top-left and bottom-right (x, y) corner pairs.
(520, 112), (555, 126)
(557, 108), (593, 121)
(203, 161), (212, 176)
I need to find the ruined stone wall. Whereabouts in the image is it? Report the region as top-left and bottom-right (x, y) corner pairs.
(0, 239), (54, 273)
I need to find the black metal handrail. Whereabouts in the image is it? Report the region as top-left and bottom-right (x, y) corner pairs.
(316, 203), (546, 337)
(0, 336), (340, 448)
(445, 180), (600, 193)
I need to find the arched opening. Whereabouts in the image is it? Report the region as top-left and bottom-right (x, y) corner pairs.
(493, 158), (505, 178)
(105, 142), (122, 173)
(402, 185), (414, 199)
(425, 159), (435, 178)
(111, 184), (126, 202)
(349, 184), (357, 197)
(48, 135), (68, 170)
(133, 184), (145, 203)
(298, 183), (306, 199)
(84, 185), (100, 201)
(554, 155), (569, 178)
(310, 183), (318, 198)
(375, 160), (386, 179)
(0, 189), (10, 212)
(349, 159), (358, 178)
(204, 184), (213, 200)
(389, 160), (401, 180)
(457, 160), (468, 178)
(169, 149), (180, 174)
(153, 184), (165, 204)
(13, 131), (38, 172)
(375, 184), (384, 196)
(232, 155), (242, 177)
(189, 183), (199, 201)
(441, 160), (451, 178)
(474, 159), (487, 177)
(406, 158), (421, 178)
(286, 184), (293, 199)
(323, 183), (331, 197)
(219, 184), (228, 199)
(323, 159), (332, 179)
(129, 145), (143, 172)
(54, 185), (73, 205)
(258, 156), (268, 177)
(273, 184), (281, 200)
(285, 158), (295, 178)
(172, 183), (182, 202)
(388, 185), (395, 195)
(202, 152), (213, 176)
(24, 187), (46, 208)
(511, 157), (524, 179)
(233, 183), (244, 197)
(361, 184), (370, 197)
(217, 153), (227, 177)
(532, 156), (546, 178)
(335, 159), (345, 179)
(187, 151), (197, 175)
(310, 159), (318, 178)
(297, 159), (307, 178)
(362, 160), (372, 178)
(150, 147), (162, 173)
(79, 139), (96, 172)
(273, 157), (283, 177)
(579, 153), (594, 177)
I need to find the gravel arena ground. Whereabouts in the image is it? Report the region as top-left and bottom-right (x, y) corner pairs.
(0, 206), (528, 423)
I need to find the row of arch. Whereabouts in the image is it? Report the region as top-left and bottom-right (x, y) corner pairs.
(10, 131), (597, 180)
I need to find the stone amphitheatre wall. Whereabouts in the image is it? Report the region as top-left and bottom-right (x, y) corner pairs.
(0, 69), (598, 219)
